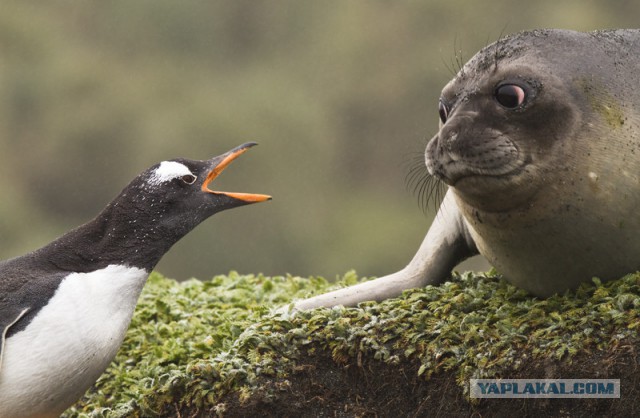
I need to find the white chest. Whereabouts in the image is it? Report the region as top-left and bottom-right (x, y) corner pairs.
(0, 265), (148, 418)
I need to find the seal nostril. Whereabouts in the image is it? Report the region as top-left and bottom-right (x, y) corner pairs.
(438, 99), (449, 123)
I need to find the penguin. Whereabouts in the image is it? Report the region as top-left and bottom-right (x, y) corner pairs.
(0, 142), (271, 418)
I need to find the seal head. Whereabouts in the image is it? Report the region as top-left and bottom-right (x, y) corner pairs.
(426, 31), (584, 212)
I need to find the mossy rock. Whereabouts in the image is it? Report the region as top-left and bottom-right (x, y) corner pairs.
(63, 271), (640, 417)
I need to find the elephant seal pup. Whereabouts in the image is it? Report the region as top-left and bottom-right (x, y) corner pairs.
(293, 28), (640, 310)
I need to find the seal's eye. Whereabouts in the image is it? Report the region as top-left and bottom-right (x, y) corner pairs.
(495, 84), (526, 109)
(181, 174), (197, 184)
(438, 99), (449, 123)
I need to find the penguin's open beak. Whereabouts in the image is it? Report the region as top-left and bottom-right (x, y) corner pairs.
(202, 143), (272, 203)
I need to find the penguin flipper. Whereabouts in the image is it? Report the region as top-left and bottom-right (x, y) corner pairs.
(0, 307), (30, 373)
(289, 189), (478, 311)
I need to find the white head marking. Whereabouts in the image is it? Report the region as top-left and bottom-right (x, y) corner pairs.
(147, 161), (193, 186)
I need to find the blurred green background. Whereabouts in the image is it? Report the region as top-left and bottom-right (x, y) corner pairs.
(1, 1), (638, 281)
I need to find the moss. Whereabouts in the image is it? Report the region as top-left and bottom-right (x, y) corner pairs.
(63, 270), (640, 417)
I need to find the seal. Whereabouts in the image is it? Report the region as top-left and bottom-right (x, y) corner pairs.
(292, 29), (640, 310)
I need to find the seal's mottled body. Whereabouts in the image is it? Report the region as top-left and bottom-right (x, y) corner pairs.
(293, 29), (640, 310)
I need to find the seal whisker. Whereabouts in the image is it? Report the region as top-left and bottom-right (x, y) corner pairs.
(454, 38), (465, 76)
(492, 24), (510, 72)
(441, 54), (456, 77)
(403, 146), (447, 213)
(404, 165), (426, 186)
(417, 173), (445, 213)
(442, 34), (466, 77)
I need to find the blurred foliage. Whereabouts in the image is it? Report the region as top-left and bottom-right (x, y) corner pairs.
(1, 1), (639, 279)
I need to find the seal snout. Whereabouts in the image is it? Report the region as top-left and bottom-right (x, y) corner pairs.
(426, 122), (522, 187)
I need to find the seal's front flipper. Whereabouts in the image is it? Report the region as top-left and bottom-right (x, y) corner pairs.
(0, 308), (29, 372)
(291, 189), (478, 311)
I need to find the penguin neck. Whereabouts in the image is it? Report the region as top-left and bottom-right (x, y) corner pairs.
(38, 199), (188, 273)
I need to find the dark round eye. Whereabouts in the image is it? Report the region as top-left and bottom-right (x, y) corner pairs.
(181, 174), (197, 184)
(495, 84), (526, 108)
(438, 99), (449, 123)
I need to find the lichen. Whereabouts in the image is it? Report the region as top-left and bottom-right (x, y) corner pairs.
(576, 77), (625, 129)
(63, 270), (640, 417)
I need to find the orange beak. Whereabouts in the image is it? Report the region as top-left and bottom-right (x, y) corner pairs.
(201, 143), (272, 203)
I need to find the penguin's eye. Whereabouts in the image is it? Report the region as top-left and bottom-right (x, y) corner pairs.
(495, 84), (526, 109)
(438, 99), (449, 123)
(181, 174), (197, 185)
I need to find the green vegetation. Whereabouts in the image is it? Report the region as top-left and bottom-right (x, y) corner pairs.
(63, 270), (640, 416)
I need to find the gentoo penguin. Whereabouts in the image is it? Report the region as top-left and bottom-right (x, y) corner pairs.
(0, 142), (270, 418)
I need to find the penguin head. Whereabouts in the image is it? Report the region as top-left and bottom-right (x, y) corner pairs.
(114, 142), (271, 240)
